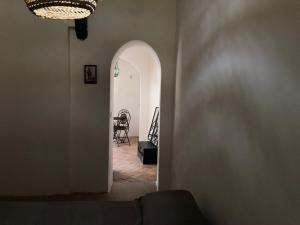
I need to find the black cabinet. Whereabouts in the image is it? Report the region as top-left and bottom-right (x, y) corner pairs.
(138, 141), (158, 165)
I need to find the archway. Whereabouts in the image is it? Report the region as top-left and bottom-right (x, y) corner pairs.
(109, 41), (162, 191)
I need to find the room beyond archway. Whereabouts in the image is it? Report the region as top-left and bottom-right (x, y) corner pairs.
(109, 41), (161, 191)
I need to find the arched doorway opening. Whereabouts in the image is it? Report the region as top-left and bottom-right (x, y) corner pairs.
(109, 41), (161, 191)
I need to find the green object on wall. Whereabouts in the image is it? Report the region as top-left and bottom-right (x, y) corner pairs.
(114, 62), (120, 77)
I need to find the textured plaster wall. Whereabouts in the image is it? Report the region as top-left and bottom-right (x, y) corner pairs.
(172, 0), (300, 224)
(0, 0), (176, 195)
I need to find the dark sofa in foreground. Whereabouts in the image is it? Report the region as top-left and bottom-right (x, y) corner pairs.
(139, 190), (208, 225)
(0, 191), (208, 225)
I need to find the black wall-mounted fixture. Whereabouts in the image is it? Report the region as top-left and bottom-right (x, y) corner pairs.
(75, 18), (88, 41)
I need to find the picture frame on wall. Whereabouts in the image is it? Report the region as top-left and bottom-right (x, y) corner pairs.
(84, 65), (97, 84)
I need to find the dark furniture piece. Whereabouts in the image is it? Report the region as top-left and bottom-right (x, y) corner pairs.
(0, 191), (209, 225)
(113, 109), (131, 146)
(138, 107), (159, 164)
(139, 191), (209, 225)
(138, 141), (158, 164)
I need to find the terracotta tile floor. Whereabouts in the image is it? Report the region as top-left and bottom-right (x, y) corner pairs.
(113, 137), (157, 183)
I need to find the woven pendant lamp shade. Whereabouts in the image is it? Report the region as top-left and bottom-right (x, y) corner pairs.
(25, 0), (98, 20)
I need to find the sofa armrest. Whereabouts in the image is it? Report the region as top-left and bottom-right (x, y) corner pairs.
(140, 190), (208, 225)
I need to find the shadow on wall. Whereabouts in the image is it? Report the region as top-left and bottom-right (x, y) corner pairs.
(172, 0), (300, 225)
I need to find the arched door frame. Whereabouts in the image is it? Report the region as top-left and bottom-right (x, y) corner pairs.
(109, 40), (162, 191)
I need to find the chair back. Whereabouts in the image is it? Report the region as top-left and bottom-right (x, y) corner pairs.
(118, 109), (131, 127)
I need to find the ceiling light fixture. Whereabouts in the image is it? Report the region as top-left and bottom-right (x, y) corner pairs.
(24, 0), (98, 20)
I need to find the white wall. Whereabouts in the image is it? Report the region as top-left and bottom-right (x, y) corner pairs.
(148, 56), (161, 129)
(172, 0), (300, 224)
(113, 59), (140, 137)
(120, 45), (161, 141)
(0, 0), (176, 195)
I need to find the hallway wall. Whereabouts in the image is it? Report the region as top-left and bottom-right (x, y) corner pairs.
(70, 0), (176, 193)
(0, 1), (69, 196)
(172, 0), (300, 224)
(0, 0), (176, 195)
(113, 59), (140, 137)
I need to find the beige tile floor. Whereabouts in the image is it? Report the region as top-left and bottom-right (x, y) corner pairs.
(113, 137), (157, 183)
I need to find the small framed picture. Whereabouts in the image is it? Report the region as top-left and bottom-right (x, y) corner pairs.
(84, 65), (97, 84)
